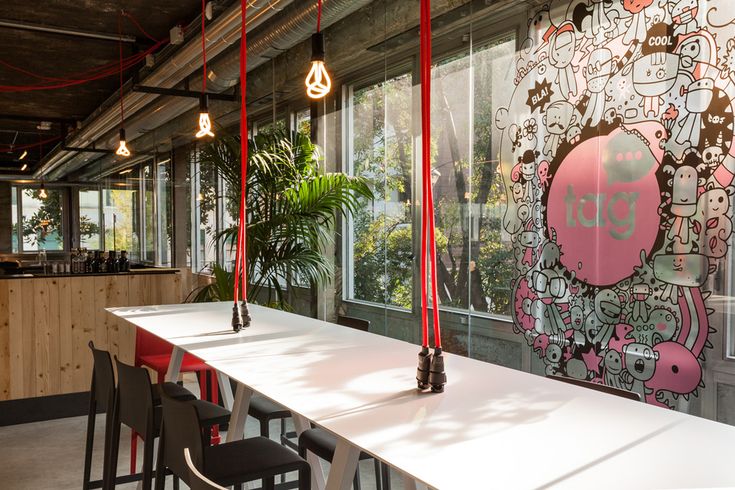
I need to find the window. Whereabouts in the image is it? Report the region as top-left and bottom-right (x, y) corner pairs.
(11, 186), (65, 253)
(192, 147), (218, 272)
(346, 72), (414, 309)
(78, 189), (102, 249)
(103, 186), (139, 260)
(156, 159), (173, 266)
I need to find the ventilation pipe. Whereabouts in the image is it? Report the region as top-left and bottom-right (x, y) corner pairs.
(37, 0), (373, 181)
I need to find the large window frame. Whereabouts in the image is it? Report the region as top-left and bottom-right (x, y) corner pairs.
(11, 185), (69, 254)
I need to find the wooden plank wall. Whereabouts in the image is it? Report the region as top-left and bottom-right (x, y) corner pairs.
(0, 271), (184, 401)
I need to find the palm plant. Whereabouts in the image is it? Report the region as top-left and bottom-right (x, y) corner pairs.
(191, 131), (373, 308)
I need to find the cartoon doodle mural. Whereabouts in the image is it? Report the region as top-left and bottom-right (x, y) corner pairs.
(495, 0), (735, 408)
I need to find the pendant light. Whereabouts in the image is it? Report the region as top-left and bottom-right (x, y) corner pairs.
(196, 0), (215, 138)
(305, 0), (331, 99)
(116, 13), (131, 157)
(39, 182), (48, 199)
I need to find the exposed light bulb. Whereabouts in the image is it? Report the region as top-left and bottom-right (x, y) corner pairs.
(116, 128), (131, 157)
(39, 185), (47, 199)
(306, 33), (331, 100)
(19, 150), (27, 160)
(306, 61), (331, 99)
(196, 95), (215, 138)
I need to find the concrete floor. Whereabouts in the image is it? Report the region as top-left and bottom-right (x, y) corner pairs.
(0, 378), (403, 489)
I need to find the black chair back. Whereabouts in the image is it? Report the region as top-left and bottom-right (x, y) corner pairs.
(89, 341), (115, 411)
(337, 315), (370, 332)
(547, 374), (641, 401)
(161, 392), (206, 485)
(184, 447), (226, 490)
(115, 358), (156, 434)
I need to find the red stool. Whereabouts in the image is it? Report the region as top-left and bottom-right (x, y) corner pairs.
(131, 328), (221, 475)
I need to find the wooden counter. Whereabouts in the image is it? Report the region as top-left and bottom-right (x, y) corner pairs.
(0, 270), (185, 401)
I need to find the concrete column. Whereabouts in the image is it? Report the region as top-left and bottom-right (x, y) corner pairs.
(0, 183), (12, 253)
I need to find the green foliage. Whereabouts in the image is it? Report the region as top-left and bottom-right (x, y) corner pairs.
(193, 131), (373, 309)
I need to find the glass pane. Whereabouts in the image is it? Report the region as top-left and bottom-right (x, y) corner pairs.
(104, 187), (139, 261)
(11, 186), (18, 253)
(143, 164), (155, 263)
(349, 73), (413, 310)
(20, 188), (64, 251)
(79, 189), (101, 249)
(295, 109), (311, 137)
(157, 159), (172, 266)
(196, 150), (218, 271)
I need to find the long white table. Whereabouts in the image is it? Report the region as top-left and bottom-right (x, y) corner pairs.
(109, 302), (735, 489)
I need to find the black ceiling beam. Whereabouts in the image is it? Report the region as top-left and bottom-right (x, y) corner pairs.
(132, 84), (238, 102)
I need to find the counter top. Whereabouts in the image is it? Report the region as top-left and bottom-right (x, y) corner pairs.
(0, 267), (180, 279)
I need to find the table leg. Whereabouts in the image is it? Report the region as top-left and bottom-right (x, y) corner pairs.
(293, 414), (326, 490)
(325, 437), (360, 490)
(216, 371), (234, 410)
(225, 381), (252, 443)
(165, 346), (185, 382)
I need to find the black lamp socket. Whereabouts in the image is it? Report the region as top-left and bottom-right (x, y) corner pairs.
(311, 32), (325, 62)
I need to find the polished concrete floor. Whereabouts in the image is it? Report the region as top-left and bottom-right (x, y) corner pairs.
(0, 378), (402, 489)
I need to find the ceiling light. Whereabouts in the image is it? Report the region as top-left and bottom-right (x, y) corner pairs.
(196, 94), (214, 138)
(21, 163), (28, 171)
(39, 184), (47, 199)
(119, 168), (133, 175)
(306, 32), (331, 99)
(36, 121), (52, 131)
(19, 150), (27, 160)
(116, 128), (131, 157)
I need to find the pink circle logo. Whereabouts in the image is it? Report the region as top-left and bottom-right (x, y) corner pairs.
(547, 127), (662, 285)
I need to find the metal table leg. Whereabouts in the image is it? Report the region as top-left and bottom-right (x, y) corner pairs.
(325, 437), (361, 490)
(225, 380), (252, 443)
(293, 414), (327, 490)
(164, 346), (185, 382)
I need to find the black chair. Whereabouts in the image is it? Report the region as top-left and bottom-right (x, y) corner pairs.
(185, 447), (227, 490)
(83, 343), (198, 490)
(82, 342), (117, 490)
(297, 314), (387, 490)
(337, 315), (370, 332)
(547, 374), (642, 401)
(156, 393), (311, 490)
(107, 359), (231, 489)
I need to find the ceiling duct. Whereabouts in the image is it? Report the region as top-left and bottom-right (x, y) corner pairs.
(36, 0), (373, 181)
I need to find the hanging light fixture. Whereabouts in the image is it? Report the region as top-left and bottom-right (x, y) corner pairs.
(116, 12), (131, 157)
(196, 94), (214, 138)
(196, 0), (215, 138)
(305, 0), (331, 99)
(39, 183), (48, 199)
(116, 128), (131, 156)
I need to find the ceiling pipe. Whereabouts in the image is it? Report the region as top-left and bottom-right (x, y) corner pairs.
(35, 0), (291, 181)
(0, 18), (138, 43)
(42, 0), (373, 181)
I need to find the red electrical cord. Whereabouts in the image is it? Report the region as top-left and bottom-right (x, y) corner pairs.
(201, 0), (207, 94)
(118, 14), (125, 126)
(0, 136), (60, 153)
(0, 11), (166, 93)
(420, 0), (441, 349)
(316, 0), (323, 33)
(233, 0), (248, 304)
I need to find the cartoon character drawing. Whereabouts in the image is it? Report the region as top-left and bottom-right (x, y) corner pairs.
(549, 22), (578, 99)
(543, 100), (578, 158)
(669, 0), (699, 36)
(500, 1), (725, 412)
(622, 0), (654, 45)
(582, 48), (614, 127)
(675, 79), (714, 145)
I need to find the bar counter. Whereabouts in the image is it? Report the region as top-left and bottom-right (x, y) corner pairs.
(0, 268), (185, 403)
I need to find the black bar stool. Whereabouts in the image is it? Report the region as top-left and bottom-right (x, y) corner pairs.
(156, 392), (311, 490)
(106, 359), (232, 489)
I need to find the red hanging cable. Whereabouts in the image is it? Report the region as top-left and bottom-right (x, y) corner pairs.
(233, 0), (248, 304)
(316, 0), (323, 33)
(201, 0), (208, 94)
(420, 0), (442, 349)
(118, 13), (125, 126)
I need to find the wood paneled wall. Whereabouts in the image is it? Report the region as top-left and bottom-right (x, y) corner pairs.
(0, 271), (184, 401)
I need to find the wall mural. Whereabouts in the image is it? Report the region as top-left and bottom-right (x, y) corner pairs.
(495, 0), (735, 407)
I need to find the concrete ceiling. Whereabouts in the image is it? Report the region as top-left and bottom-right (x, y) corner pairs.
(0, 0), (204, 172)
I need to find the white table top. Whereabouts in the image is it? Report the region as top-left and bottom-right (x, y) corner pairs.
(109, 302), (735, 490)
